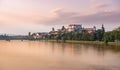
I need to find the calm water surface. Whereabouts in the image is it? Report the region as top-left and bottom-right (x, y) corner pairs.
(0, 40), (120, 70)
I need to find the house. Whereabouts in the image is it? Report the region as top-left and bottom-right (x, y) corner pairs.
(84, 26), (96, 34)
(48, 24), (97, 35)
(30, 32), (48, 39)
(67, 24), (96, 34)
(67, 24), (82, 32)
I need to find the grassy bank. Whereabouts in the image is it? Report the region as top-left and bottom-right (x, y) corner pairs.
(48, 40), (120, 47)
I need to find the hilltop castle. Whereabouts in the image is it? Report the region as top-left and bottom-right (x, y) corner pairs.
(49, 24), (97, 35)
(29, 24), (104, 39)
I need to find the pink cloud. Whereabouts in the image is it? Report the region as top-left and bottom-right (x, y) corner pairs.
(89, 0), (97, 2)
(37, 8), (120, 25)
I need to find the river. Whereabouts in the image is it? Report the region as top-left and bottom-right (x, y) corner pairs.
(0, 40), (120, 70)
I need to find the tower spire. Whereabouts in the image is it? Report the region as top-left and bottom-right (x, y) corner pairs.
(102, 24), (105, 32)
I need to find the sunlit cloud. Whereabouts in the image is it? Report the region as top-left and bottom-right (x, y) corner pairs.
(37, 8), (120, 25)
(0, 0), (119, 34)
(89, 0), (97, 2)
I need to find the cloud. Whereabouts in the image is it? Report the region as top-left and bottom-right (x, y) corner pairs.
(89, 0), (97, 2)
(95, 4), (108, 8)
(76, 11), (120, 23)
(0, 1), (118, 26)
(114, 0), (120, 8)
(114, 0), (120, 3)
(0, 10), (43, 24)
(38, 8), (79, 25)
(38, 8), (120, 25)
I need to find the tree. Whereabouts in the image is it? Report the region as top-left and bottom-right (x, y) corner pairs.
(96, 29), (104, 41)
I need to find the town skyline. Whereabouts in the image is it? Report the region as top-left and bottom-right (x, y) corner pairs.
(0, 23), (119, 35)
(1, 24), (117, 36)
(0, 0), (120, 35)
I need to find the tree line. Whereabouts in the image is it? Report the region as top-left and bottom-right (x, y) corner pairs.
(48, 29), (104, 41)
(48, 26), (120, 43)
(104, 27), (120, 42)
(0, 35), (28, 40)
(0, 27), (119, 42)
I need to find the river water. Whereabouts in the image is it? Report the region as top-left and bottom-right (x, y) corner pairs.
(0, 40), (120, 70)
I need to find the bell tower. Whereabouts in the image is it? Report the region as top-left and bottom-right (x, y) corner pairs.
(102, 24), (105, 32)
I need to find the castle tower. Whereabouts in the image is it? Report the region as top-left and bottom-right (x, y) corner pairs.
(52, 27), (55, 32)
(102, 24), (105, 32)
(93, 26), (96, 30)
(28, 32), (31, 36)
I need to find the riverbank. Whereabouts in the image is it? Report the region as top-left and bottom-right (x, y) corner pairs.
(48, 40), (120, 47)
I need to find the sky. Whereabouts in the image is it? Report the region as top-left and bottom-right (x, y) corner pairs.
(0, 0), (120, 35)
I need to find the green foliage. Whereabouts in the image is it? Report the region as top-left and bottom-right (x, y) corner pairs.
(104, 27), (120, 42)
(96, 29), (104, 41)
(48, 29), (102, 41)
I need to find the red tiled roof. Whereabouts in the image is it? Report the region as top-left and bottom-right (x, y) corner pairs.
(84, 28), (94, 31)
(69, 24), (81, 26)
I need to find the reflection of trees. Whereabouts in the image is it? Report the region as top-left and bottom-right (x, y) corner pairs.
(105, 46), (120, 53)
(51, 42), (55, 54)
(92, 45), (105, 56)
(92, 45), (120, 56)
(61, 43), (66, 54)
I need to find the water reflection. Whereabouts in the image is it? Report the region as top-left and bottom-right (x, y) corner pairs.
(0, 40), (120, 70)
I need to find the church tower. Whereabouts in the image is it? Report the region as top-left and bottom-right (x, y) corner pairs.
(102, 24), (105, 32)
(52, 27), (55, 32)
